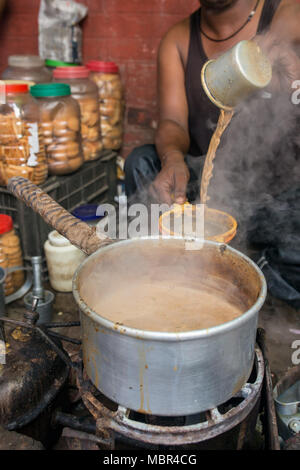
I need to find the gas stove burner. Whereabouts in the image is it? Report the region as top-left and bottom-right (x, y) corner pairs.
(77, 346), (264, 449)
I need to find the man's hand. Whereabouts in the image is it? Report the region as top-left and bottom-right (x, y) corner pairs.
(149, 154), (190, 205)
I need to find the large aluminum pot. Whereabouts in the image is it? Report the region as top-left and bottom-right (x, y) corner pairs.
(73, 237), (266, 417)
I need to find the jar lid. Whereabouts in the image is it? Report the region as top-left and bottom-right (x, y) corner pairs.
(72, 204), (103, 222)
(0, 214), (13, 234)
(85, 60), (119, 74)
(45, 59), (77, 68)
(4, 79), (35, 88)
(48, 230), (71, 247)
(30, 83), (71, 97)
(53, 66), (90, 79)
(8, 55), (44, 68)
(5, 83), (29, 94)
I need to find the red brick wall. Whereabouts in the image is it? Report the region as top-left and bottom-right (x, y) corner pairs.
(0, 0), (199, 157)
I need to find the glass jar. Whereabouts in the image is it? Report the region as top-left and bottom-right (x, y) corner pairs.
(86, 61), (124, 150)
(53, 66), (102, 161)
(0, 214), (24, 295)
(30, 83), (84, 176)
(2, 55), (51, 84)
(0, 83), (48, 186)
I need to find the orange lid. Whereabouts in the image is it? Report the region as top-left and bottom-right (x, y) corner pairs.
(5, 83), (29, 94)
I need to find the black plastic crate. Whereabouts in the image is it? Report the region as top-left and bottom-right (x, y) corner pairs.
(102, 151), (118, 203)
(0, 150), (117, 265)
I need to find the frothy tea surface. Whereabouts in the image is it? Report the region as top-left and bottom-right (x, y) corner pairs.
(80, 277), (245, 332)
(78, 240), (256, 334)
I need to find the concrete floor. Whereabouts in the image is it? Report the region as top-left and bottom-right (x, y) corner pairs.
(258, 295), (299, 380)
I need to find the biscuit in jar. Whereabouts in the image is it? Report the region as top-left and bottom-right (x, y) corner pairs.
(67, 116), (80, 132)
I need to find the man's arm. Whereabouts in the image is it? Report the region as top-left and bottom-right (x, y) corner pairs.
(256, 0), (300, 89)
(151, 23), (190, 205)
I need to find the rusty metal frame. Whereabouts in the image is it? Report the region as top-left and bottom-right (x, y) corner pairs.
(78, 346), (264, 447)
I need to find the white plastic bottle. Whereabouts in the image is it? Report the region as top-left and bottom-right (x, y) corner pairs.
(44, 230), (86, 292)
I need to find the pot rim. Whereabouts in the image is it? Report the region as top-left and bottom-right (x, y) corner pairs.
(73, 237), (267, 342)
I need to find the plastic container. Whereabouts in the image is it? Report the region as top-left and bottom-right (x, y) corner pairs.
(0, 214), (24, 295)
(53, 66), (102, 161)
(2, 55), (51, 84)
(72, 204), (104, 226)
(0, 151), (116, 277)
(31, 83), (84, 176)
(3, 79), (36, 89)
(86, 61), (124, 150)
(159, 204), (237, 244)
(44, 230), (86, 292)
(0, 83), (48, 186)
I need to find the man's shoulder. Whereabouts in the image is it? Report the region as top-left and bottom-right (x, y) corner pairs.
(161, 17), (190, 47)
(273, 0), (300, 42)
(275, 0), (300, 21)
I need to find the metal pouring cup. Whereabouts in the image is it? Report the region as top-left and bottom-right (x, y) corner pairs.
(201, 40), (272, 110)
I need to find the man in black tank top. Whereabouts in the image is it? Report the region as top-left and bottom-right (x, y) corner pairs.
(125, 0), (300, 207)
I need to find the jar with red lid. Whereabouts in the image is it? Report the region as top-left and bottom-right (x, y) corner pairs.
(0, 83), (48, 186)
(2, 55), (51, 84)
(0, 214), (24, 295)
(85, 61), (124, 150)
(53, 66), (103, 161)
(30, 83), (84, 176)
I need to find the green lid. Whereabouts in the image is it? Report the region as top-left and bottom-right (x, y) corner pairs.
(30, 83), (71, 97)
(45, 59), (77, 68)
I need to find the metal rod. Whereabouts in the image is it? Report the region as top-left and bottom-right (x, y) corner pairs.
(53, 411), (96, 434)
(47, 330), (81, 345)
(256, 328), (280, 450)
(31, 256), (44, 300)
(0, 317), (35, 329)
(35, 325), (74, 368)
(43, 321), (81, 328)
(0, 316), (73, 368)
(61, 427), (113, 449)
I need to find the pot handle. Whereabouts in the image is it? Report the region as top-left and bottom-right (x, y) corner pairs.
(7, 177), (112, 256)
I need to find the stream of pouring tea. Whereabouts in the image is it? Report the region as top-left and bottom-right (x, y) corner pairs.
(200, 109), (234, 204)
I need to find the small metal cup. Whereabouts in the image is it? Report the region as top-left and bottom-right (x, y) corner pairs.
(201, 40), (272, 110)
(24, 290), (55, 325)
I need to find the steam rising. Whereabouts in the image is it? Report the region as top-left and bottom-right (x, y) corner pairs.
(206, 85), (300, 247)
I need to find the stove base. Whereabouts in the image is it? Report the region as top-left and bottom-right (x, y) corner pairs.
(71, 346), (264, 450)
